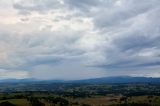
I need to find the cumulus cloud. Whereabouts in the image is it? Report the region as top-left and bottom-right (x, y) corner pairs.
(0, 0), (159, 79)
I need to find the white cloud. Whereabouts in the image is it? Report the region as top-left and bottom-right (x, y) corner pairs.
(0, 69), (30, 79)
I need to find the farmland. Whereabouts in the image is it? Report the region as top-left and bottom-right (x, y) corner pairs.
(0, 83), (160, 106)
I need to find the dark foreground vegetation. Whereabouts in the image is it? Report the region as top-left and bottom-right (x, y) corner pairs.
(0, 83), (160, 106)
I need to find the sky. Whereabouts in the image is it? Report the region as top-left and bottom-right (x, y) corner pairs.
(0, 0), (160, 80)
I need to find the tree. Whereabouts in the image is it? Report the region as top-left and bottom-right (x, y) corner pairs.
(0, 101), (16, 106)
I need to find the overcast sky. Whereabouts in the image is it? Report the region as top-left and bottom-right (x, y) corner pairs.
(0, 0), (160, 80)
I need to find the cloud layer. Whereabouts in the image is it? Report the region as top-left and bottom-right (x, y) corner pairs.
(0, 0), (160, 79)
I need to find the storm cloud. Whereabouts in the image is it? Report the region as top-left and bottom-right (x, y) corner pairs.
(0, 0), (159, 79)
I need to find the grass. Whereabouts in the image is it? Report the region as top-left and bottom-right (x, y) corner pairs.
(0, 94), (160, 106)
(0, 99), (30, 106)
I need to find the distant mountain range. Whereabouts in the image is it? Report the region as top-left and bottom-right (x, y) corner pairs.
(0, 76), (160, 84)
(72, 76), (160, 84)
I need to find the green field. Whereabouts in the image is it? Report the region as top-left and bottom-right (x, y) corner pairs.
(0, 83), (160, 106)
(0, 99), (30, 106)
(0, 95), (160, 106)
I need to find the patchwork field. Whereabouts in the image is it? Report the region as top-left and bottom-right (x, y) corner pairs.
(0, 95), (160, 106)
(0, 83), (160, 106)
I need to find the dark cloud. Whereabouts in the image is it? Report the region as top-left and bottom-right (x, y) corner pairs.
(0, 0), (160, 79)
(64, 0), (101, 12)
(93, 0), (160, 29)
